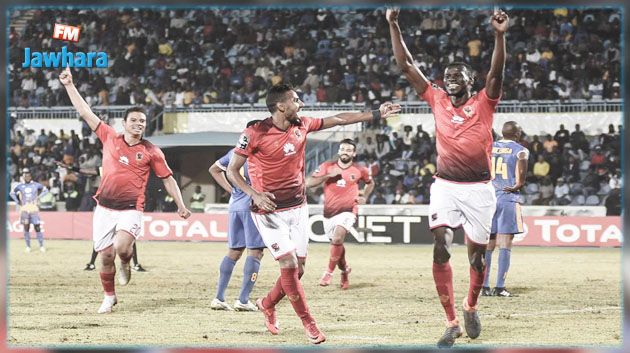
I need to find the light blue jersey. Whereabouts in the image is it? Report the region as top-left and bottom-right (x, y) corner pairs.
(217, 148), (251, 212)
(491, 140), (528, 203)
(10, 181), (48, 207)
(491, 140), (528, 234)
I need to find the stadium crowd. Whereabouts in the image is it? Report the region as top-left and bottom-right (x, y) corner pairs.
(10, 8), (621, 109)
(306, 121), (622, 215)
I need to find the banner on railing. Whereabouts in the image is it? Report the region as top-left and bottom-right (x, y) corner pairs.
(7, 212), (621, 247)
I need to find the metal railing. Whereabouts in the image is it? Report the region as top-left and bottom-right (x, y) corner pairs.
(8, 99), (622, 120)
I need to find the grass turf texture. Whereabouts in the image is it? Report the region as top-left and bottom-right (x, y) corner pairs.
(7, 239), (621, 348)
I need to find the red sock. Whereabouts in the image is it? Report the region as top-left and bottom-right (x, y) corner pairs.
(99, 272), (115, 296)
(432, 262), (456, 322)
(280, 267), (313, 324)
(467, 266), (485, 308)
(262, 276), (285, 309)
(328, 244), (343, 272)
(337, 244), (347, 271)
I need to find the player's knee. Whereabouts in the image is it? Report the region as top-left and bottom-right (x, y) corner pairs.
(33, 224), (41, 232)
(248, 248), (264, 260)
(433, 244), (451, 264)
(469, 252), (485, 272)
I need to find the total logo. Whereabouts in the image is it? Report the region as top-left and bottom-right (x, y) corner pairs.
(118, 155), (129, 166)
(283, 142), (296, 156)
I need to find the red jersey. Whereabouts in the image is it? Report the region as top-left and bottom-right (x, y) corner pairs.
(421, 84), (499, 182)
(94, 122), (172, 210)
(234, 116), (323, 212)
(312, 160), (372, 218)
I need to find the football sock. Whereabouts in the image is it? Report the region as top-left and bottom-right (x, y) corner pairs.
(337, 244), (348, 271)
(467, 265), (485, 308)
(89, 249), (98, 265)
(239, 256), (260, 304)
(216, 256), (236, 301)
(483, 249), (493, 287)
(328, 244), (343, 273)
(36, 232), (44, 247)
(280, 267), (313, 325)
(496, 248), (511, 288)
(99, 272), (115, 296)
(24, 232), (31, 248)
(263, 276), (285, 309)
(433, 261), (456, 322)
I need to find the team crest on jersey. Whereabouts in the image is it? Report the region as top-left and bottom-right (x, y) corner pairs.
(350, 174), (356, 180)
(271, 243), (280, 252)
(135, 152), (143, 161)
(283, 143), (296, 156)
(237, 134), (249, 149)
(431, 213), (438, 221)
(463, 105), (474, 118)
(294, 129), (302, 140)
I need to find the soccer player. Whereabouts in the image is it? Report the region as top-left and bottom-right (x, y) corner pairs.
(387, 8), (508, 347)
(208, 144), (265, 311)
(10, 168), (49, 253)
(305, 138), (374, 290)
(227, 84), (400, 344)
(59, 66), (191, 314)
(482, 121), (529, 298)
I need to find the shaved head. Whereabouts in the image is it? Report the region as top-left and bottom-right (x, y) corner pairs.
(502, 121), (522, 141)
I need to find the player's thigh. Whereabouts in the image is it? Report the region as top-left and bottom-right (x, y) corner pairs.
(429, 179), (464, 230)
(459, 182), (496, 245)
(228, 211), (246, 249)
(93, 206), (118, 252)
(29, 213), (41, 225)
(289, 204), (310, 258)
(241, 211), (266, 249)
(251, 211), (294, 260)
(494, 201), (524, 235)
(324, 212), (356, 239)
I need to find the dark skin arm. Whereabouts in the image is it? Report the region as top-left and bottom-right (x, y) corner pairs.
(386, 8), (430, 96)
(503, 154), (528, 193)
(485, 10), (509, 99)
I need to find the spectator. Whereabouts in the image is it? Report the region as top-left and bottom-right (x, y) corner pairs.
(552, 177), (571, 205)
(532, 155), (550, 182)
(553, 124), (570, 150)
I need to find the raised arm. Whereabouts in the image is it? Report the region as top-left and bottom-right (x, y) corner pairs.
(227, 152), (277, 212)
(386, 8), (430, 96)
(320, 102), (401, 130)
(485, 10), (509, 99)
(162, 176), (192, 219)
(58, 66), (101, 131)
(209, 162), (233, 194)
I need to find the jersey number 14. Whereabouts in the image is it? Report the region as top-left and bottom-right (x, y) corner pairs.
(491, 156), (508, 179)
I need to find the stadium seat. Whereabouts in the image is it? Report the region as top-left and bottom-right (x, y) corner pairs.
(569, 182), (584, 195)
(597, 183), (611, 195)
(584, 195), (600, 206)
(525, 183), (539, 194)
(570, 194), (585, 206)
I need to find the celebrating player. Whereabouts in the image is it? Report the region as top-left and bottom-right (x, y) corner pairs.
(10, 168), (49, 253)
(227, 84), (400, 344)
(208, 143), (265, 311)
(482, 121), (529, 297)
(387, 8), (508, 347)
(59, 66), (191, 314)
(305, 138), (374, 290)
